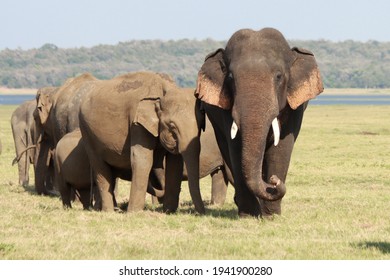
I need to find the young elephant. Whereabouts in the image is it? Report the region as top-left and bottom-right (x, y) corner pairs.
(54, 130), (165, 210)
(156, 88), (232, 210)
(54, 129), (93, 209)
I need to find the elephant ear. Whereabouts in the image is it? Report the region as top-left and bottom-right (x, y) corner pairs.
(195, 48), (232, 110)
(133, 99), (159, 137)
(132, 73), (168, 137)
(287, 47), (324, 110)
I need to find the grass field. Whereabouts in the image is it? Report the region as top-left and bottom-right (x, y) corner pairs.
(0, 104), (389, 260)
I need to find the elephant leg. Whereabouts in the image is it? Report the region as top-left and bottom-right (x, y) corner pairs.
(210, 168), (228, 206)
(128, 151), (153, 211)
(59, 182), (72, 209)
(78, 188), (92, 210)
(45, 159), (55, 192)
(261, 106), (305, 216)
(128, 126), (156, 212)
(163, 153), (183, 213)
(18, 152), (29, 187)
(233, 185), (261, 217)
(35, 142), (51, 195)
(92, 160), (115, 211)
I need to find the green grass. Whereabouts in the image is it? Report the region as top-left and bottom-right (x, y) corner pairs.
(1, 104), (390, 260)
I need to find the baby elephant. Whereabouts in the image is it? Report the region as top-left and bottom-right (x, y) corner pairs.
(54, 129), (94, 209)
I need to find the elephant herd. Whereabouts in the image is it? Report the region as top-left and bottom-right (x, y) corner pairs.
(10, 28), (323, 218)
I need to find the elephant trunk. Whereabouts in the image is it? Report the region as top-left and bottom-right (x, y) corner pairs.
(12, 145), (37, 165)
(146, 181), (165, 198)
(182, 137), (205, 214)
(235, 95), (286, 202)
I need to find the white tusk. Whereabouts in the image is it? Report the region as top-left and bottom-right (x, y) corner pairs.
(272, 118), (280, 146)
(231, 120), (238, 139)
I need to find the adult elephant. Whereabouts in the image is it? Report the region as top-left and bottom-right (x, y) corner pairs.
(195, 28), (323, 218)
(35, 73), (96, 194)
(11, 96), (56, 189)
(156, 88), (231, 211)
(79, 72), (205, 213)
(11, 99), (40, 186)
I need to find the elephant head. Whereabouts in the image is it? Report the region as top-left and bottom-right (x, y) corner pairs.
(35, 87), (58, 132)
(155, 86), (205, 214)
(195, 28), (323, 216)
(156, 88), (203, 156)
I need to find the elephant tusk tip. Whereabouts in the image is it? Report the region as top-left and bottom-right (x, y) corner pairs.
(272, 118), (280, 146)
(231, 120), (238, 139)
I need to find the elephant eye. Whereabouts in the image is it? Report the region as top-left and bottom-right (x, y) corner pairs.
(168, 122), (178, 140)
(228, 72), (234, 80)
(168, 121), (177, 131)
(275, 72), (284, 86)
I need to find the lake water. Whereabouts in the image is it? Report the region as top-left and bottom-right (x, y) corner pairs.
(1, 94), (390, 106)
(309, 94), (390, 105)
(0, 94), (35, 105)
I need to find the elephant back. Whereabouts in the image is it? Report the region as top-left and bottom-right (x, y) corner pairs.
(53, 73), (98, 143)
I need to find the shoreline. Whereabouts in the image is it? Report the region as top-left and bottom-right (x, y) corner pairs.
(323, 88), (390, 95)
(0, 88), (37, 94)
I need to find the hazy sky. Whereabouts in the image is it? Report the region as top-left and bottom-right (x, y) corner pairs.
(2, 0), (390, 50)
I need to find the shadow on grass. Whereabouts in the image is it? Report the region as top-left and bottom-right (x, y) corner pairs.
(119, 200), (240, 220)
(22, 184), (60, 198)
(355, 241), (390, 255)
(21, 184), (37, 194)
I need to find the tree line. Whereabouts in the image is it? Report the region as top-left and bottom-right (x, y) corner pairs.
(1, 38), (390, 89)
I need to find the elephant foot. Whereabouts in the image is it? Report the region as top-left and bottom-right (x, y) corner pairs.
(114, 206), (124, 213)
(163, 207), (178, 215)
(46, 189), (60, 197)
(234, 193), (261, 218)
(62, 204), (72, 210)
(260, 199), (282, 217)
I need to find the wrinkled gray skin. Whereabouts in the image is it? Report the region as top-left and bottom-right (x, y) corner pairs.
(196, 28), (323, 217)
(156, 88), (232, 211)
(79, 72), (205, 213)
(35, 74), (96, 194)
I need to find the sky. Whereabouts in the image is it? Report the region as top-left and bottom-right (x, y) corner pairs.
(1, 0), (390, 50)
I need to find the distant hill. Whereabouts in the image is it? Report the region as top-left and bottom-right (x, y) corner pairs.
(1, 39), (390, 89)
